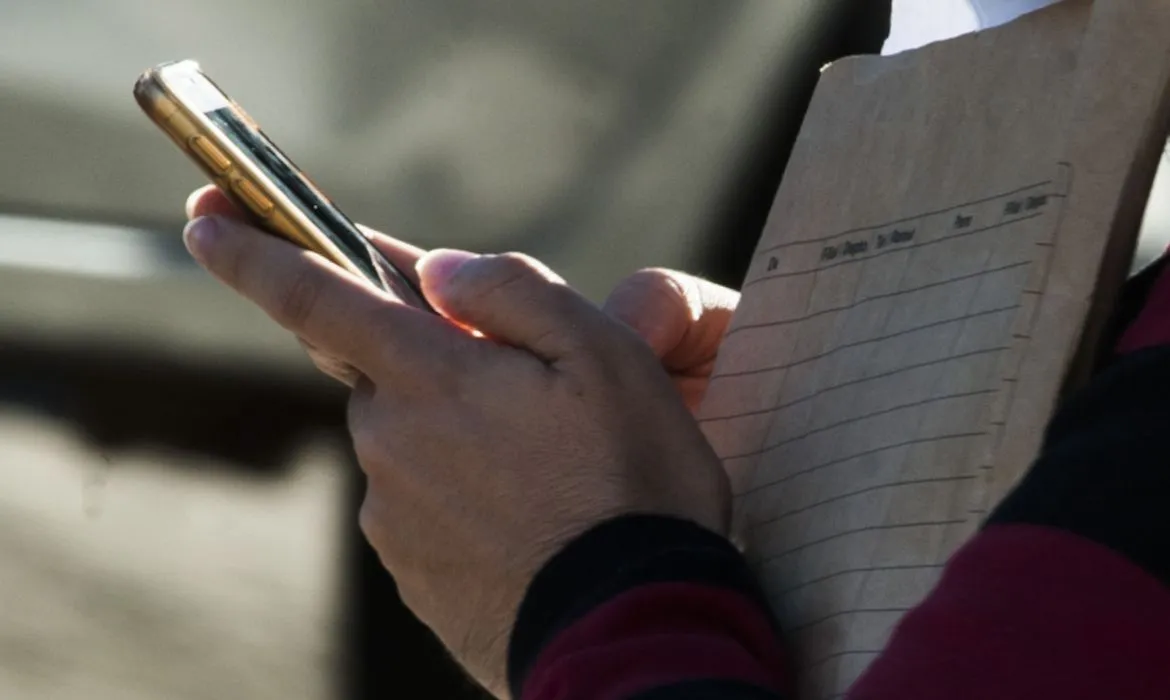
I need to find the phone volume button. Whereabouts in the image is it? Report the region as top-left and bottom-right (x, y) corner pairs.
(189, 135), (232, 173)
(231, 177), (275, 218)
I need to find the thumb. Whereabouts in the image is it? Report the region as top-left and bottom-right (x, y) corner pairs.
(603, 269), (739, 370)
(603, 270), (692, 360)
(417, 249), (598, 361)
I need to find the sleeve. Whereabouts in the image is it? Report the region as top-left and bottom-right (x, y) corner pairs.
(847, 255), (1170, 699)
(507, 515), (791, 700)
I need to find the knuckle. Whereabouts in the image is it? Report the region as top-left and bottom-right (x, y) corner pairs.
(357, 497), (384, 546)
(349, 422), (382, 468)
(494, 251), (539, 270)
(347, 396), (383, 468)
(218, 238), (253, 291)
(627, 267), (677, 290)
(352, 440), (390, 484)
(629, 267), (686, 296)
(475, 253), (536, 293)
(443, 252), (536, 314)
(272, 266), (323, 330)
(301, 339), (358, 386)
(218, 229), (264, 288)
(606, 268), (689, 322)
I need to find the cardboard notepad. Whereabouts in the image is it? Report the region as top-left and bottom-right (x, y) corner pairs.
(696, 1), (1170, 697)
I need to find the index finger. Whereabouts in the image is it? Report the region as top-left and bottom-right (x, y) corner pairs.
(186, 185), (426, 286)
(187, 184), (245, 220)
(184, 214), (465, 384)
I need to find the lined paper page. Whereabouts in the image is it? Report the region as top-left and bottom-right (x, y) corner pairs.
(702, 173), (1068, 696)
(696, 1), (1170, 696)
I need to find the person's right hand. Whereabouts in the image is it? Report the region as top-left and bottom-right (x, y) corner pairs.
(178, 209), (732, 695)
(603, 269), (739, 413)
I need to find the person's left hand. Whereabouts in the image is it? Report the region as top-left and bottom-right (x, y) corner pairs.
(603, 269), (739, 413)
(180, 206), (731, 697)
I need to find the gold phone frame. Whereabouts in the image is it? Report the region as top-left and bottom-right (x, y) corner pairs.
(134, 60), (430, 310)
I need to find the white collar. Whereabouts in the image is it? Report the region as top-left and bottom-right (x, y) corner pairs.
(883, 0), (1064, 55)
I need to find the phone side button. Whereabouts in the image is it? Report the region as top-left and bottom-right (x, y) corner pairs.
(189, 135), (232, 173)
(231, 178), (275, 218)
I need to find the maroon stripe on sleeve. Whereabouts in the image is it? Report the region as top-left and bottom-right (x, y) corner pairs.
(988, 345), (1170, 585)
(508, 515), (780, 697)
(522, 582), (789, 700)
(849, 524), (1170, 699)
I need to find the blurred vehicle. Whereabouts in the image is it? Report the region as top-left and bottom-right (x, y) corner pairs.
(2, 0), (843, 456)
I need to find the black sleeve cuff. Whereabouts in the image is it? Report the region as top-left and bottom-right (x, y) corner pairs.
(506, 514), (773, 698)
(988, 345), (1170, 586)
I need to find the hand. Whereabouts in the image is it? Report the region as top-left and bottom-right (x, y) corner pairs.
(603, 269), (739, 413)
(180, 210), (731, 696)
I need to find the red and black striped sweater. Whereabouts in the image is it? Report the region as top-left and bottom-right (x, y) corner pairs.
(505, 255), (1170, 700)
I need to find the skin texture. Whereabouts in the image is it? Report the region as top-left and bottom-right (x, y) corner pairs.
(182, 186), (737, 696)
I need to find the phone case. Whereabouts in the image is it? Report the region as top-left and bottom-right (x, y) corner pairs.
(134, 60), (432, 311)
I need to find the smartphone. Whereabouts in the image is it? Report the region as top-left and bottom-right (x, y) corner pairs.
(134, 59), (432, 311)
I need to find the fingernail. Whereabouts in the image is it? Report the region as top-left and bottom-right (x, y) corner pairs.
(184, 188), (204, 219)
(417, 248), (478, 287)
(182, 216), (220, 265)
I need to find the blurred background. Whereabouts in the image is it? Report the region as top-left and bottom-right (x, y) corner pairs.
(0, 2), (1167, 698)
